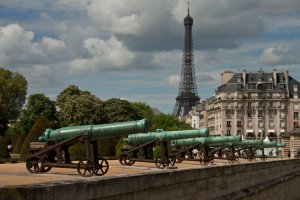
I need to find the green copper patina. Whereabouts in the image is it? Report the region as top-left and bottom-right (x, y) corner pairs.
(39, 119), (149, 142)
(123, 128), (209, 144)
(170, 135), (242, 147)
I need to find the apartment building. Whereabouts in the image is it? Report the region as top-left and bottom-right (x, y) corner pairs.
(188, 69), (300, 143)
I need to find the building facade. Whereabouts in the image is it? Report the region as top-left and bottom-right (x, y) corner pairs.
(188, 69), (300, 143)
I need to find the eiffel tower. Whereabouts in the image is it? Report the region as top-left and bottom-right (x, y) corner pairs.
(173, 4), (200, 117)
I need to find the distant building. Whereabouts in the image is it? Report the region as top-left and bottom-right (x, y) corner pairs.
(187, 69), (300, 145)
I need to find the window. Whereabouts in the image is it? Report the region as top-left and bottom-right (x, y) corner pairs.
(237, 77), (242, 83)
(258, 101), (263, 108)
(248, 120), (253, 128)
(258, 111), (263, 118)
(279, 75), (284, 83)
(294, 122), (299, 128)
(237, 103), (243, 109)
(247, 102), (252, 109)
(237, 93), (243, 99)
(237, 130), (242, 135)
(247, 76), (252, 82)
(269, 93), (273, 98)
(280, 120), (285, 128)
(226, 110), (231, 118)
(269, 111), (274, 119)
(280, 112), (285, 118)
(280, 103), (286, 109)
(294, 112), (299, 119)
(294, 104), (299, 110)
(294, 85), (298, 92)
(226, 121), (231, 127)
(247, 110), (252, 118)
(258, 120), (264, 128)
(226, 130), (231, 136)
(258, 93), (263, 99)
(227, 103), (231, 109)
(294, 93), (298, 99)
(269, 102), (273, 108)
(269, 120), (274, 128)
(237, 111), (242, 118)
(237, 121), (242, 127)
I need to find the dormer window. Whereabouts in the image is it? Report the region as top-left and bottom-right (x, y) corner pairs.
(279, 75), (284, 83)
(237, 77), (242, 83)
(293, 85), (298, 92)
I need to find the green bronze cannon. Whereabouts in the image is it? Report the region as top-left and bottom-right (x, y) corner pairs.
(123, 128), (209, 145)
(26, 119), (149, 177)
(170, 135), (241, 147)
(119, 128), (209, 169)
(39, 119), (149, 142)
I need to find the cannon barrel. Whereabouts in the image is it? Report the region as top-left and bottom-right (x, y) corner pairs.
(123, 128), (209, 144)
(209, 139), (263, 147)
(276, 143), (286, 148)
(39, 119), (149, 142)
(252, 141), (277, 148)
(170, 135), (242, 147)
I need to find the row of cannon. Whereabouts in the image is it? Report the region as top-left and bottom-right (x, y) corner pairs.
(26, 119), (285, 177)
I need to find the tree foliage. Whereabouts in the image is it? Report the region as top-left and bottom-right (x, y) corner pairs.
(0, 68), (27, 134)
(104, 98), (142, 123)
(150, 113), (192, 131)
(131, 102), (155, 121)
(57, 85), (105, 126)
(20, 117), (54, 159)
(20, 93), (57, 134)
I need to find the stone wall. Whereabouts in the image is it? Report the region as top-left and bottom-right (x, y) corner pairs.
(1, 159), (300, 200)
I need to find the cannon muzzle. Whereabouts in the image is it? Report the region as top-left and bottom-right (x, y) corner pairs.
(124, 128), (209, 144)
(39, 119), (149, 142)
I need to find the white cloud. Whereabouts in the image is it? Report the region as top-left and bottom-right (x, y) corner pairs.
(69, 36), (135, 72)
(0, 23), (66, 66)
(260, 43), (300, 66)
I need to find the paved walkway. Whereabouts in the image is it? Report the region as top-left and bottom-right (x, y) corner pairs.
(0, 158), (284, 186)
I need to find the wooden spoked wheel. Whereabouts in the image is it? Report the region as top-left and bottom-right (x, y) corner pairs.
(155, 157), (167, 169)
(77, 159), (95, 177)
(26, 157), (42, 173)
(94, 158), (109, 176)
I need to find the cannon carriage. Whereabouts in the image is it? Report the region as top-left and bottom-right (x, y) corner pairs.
(170, 136), (286, 165)
(170, 135), (242, 165)
(26, 119), (149, 177)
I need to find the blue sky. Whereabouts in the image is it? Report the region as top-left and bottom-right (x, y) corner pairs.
(1, 0), (300, 113)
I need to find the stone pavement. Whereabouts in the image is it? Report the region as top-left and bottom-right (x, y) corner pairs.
(0, 158), (281, 186)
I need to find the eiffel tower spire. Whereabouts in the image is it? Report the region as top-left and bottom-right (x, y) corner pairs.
(172, 4), (200, 117)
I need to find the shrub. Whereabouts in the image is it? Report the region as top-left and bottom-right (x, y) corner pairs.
(0, 136), (10, 158)
(69, 144), (87, 160)
(20, 117), (54, 159)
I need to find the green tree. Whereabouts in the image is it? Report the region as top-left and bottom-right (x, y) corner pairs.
(150, 113), (192, 131)
(0, 68), (27, 134)
(132, 102), (155, 121)
(104, 98), (142, 122)
(20, 117), (54, 159)
(20, 93), (57, 134)
(57, 85), (105, 126)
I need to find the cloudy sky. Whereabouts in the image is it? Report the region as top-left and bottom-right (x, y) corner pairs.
(1, 0), (300, 113)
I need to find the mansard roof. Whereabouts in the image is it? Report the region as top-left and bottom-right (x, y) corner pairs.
(216, 70), (300, 97)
